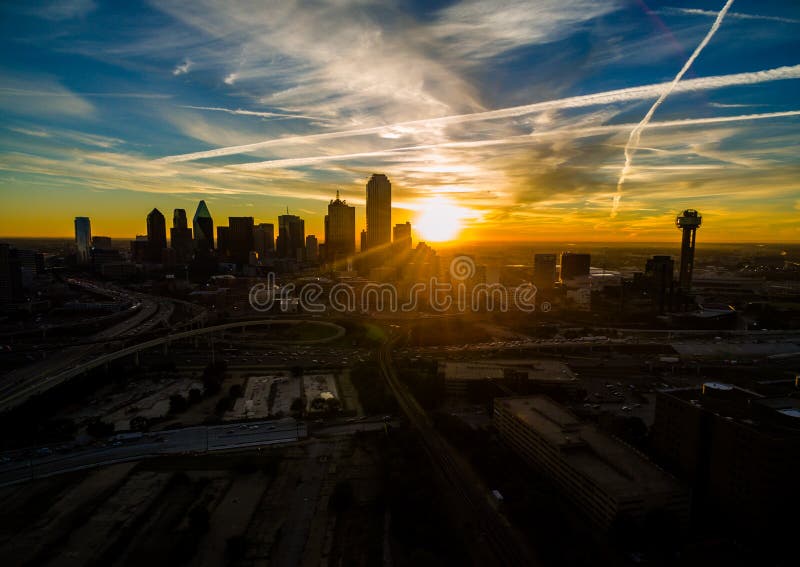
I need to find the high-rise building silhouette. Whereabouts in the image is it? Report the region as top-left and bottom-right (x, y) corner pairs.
(533, 254), (557, 289)
(360, 229), (367, 253)
(560, 252), (590, 282)
(676, 209), (702, 293)
(366, 174), (391, 250)
(146, 208), (167, 263)
(74, 217), (92, 265)
(228, 217), (255, 265)
(192, 200), (214, 252)
(393, 222), (412, 250)
(92, 236), (112, 250)
(324, 190), (355, 262)
(170, 208), (193, 263)
(306, 235), (319, 262)
(216, 226), (231, 259)
(277, 213), (305, 261)
(645, 255), (674, 314)
(253, 223), (274, 260)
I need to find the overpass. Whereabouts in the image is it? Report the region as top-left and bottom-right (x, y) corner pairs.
(0, 319), (345, 414)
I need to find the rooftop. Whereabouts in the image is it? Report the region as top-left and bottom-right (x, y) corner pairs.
(497, 396), (683, 500)
(441, 359), (577, 382)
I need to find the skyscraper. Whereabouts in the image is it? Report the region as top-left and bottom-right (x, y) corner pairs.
(74, 217), (92, 265)
(193, 200), (214, 252)
(645, 255), (674, 314)
(393, 222), (412, 250)
(533, 254), (557, 289)
(146, 208), (167, 263)
(228, 217), (255, 265)
(277, 213), (305, 261)
(170, 208), (193, 263)
(560, 252), (590, 282)
(366, 173), (391, 250)
(306, 235), (319, 262)
(253, 223), (274, 260)
(360, 229), (367, 253)
(324, 190), (356, 262)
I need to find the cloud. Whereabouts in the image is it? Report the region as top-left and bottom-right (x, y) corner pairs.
(173, 59), (193, 76)
(611, 0), (734, 217)
(0, 74), (93, 117)
(662, 7), (800, 25)
(428, 0), (620, 61)
(33, 0), (95, 20)
(180, 105), (321, 121)
(157, 64), (800, 163)
(223, 73), (238, 85)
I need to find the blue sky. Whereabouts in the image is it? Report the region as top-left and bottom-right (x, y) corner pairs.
(0, 0), (798, 241)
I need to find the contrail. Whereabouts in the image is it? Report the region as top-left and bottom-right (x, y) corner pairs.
(203, 110), (800, 172)
(157, 62), (800, 164)
(611, 0), (735, 217)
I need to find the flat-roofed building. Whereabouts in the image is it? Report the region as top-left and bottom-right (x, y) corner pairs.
(652, 383), (799, 543)
(440, 359), (579, 400)
(494, 396), (689, 531)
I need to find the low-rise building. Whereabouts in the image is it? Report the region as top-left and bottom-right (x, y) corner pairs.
(494, 396), (689, 532)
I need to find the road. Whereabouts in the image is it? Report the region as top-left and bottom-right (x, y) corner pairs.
(0, 419), (307, 487)
(0, 318), (346, 413)
(378, 333), (539, 567)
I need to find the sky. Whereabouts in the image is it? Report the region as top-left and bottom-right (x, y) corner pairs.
(0, 0), (798, 243)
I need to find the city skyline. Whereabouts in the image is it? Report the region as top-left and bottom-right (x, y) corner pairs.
(1, 1), (799, 243)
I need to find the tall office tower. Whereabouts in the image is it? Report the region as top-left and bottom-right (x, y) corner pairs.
(216, 226), (231, 259)
(645, 255), (675, 314)
(146, 208), (167, 263)
(366, 173), (391, 249)
(360, 229), (367, 253)
(170, 208), (193, 263)
(324, 190), (356, 262)
(560, 252), (591, 282)
(74, 217), (92, 265)
(306, 235), (319, 262)
(277, 214), (305, 260)
(253, 223), (274, 260)
(228, 217), (255, 265)
(173, 208), (188, 230)
(676, 209), (702, 293)
(533, 253), (557, 289)
(393, 222), (412, 250)
(193, 200), (214, 252)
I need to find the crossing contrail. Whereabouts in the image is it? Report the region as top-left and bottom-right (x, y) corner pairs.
(156, 62), (800, 164)
(202, 110), (800, 172)
(611, 0), (735, 217)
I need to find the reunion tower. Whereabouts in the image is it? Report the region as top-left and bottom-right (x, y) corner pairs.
(676, 209), (702, 293)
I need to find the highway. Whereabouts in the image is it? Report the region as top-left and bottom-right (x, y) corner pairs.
(0, 418), (308, 487)
(378, 332), (539, 567)
(0, 318), (345, 413)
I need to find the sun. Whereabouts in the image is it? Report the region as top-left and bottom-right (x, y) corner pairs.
(415, 197), (465, 242)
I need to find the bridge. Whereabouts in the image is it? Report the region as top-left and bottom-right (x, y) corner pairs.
(0, 319), (345, 413)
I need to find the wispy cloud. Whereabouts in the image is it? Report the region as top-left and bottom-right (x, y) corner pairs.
(662, 7), (800, 25)
(180, 105), (322, 121)
(612, 0), (734, 217)
(173, 59), (193, 76)
(158, 64), (800, 163)
(208, 110), (800, 172)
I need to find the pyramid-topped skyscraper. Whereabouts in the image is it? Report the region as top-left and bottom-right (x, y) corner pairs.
(193, 200), (214, 252)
